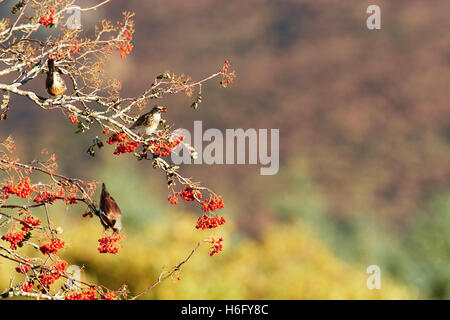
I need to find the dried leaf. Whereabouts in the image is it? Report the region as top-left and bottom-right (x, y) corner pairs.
(0, 91), (9, 120)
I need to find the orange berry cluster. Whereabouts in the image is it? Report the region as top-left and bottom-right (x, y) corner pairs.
(33, 188), (78, 205)
(20, 216), (41, 232)
(33, 188), (63, 204)
(219, 60), (234, 86)
(119, 43), (133, 59)
(196, 214), (226, 230)
(179, 185), (202, 202)
(39, 6), (55, 26)
(148, 136), (184, 157)
(98, 235), (121, 254)
(2, 177), (36, 199)
(82, 211), (93, 218)
(62, 188), (79, 204)
(50, 50), (64, 61)
(38, 261), (68, 287)
(209, 237), (224, 257)
(39, 238), (65, 255)
(220, 60), (230, 73)
(21, 281), (34, 293)
(1, 231), (27, 250)
(106, 132), (128, 144)
(54, 260), (68, 273)
(107, 132), (141, 155)
(201, 196), (225, 212)
(123, 29), (132, 40)
(168, 194), (179, 204)
(69, 115), (79, 124)
(103, 291), (116, 300)
(70, 41), (80, 54)
(15, 263), (31, 274)
(65, 287), (97, 300)
(118, 23), (133, 59)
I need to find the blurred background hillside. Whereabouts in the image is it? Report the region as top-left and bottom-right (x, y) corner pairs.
(1, 0), (449, 299)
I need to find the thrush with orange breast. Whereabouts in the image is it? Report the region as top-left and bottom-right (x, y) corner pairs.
(46, 58), (67, 97)
(98, 183), (122, 234)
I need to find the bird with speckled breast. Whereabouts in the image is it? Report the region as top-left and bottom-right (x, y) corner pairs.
(130, 105), (167, 136)
(45, 59), (67, 97)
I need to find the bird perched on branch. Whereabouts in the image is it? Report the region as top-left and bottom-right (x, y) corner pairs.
(130, 105), (167, 136)
(46, 58), (66, 97)
(98, 183), (122, 234)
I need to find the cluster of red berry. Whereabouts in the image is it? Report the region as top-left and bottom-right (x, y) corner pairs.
(195, 214), (226, 230)
(118, 22), (133, 59)
(39, 238), (65, 255)
(168, 194), (179, 204)
(21, 281), (34, 293)
(69, 115), (79, 124)
(33, 189), (63, 204)
(38, 260), (68, 287)
(65, 287), (97, 300)
(168, 187), (226, 257)
(179, 185), (202, 202)
(98, 235), (121, 254)
(54, 260), (68, 273)
(50, 50), (64, 61)
(82, 211), (93, 218)
(65, 197), (79, 205)
(220, 60), (230, 73)
(70, 41), (80, 54)
(119, 43), (133, 59)
(33, 188), (79, 205)
(102, 291), (117, 300)
(20, 216), (41, 232)
(62, 188), (80, 204)
(123, 28), (132, 40)
(201, 196), (225, 212)
(148, 136), (184, 157)
(107, 132), (141, 155)
(107, 132), (128, 144)
(15, 262), (31, 274)
(39, 6), (55, 27)
(209, 237), (224, 257)
(1, 231), (27, 250)
(219, 60), (234, 86)
(2, 177), (36, 199)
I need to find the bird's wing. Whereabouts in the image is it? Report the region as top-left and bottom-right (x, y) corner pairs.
(98, 210), (112, 230)
(103, 196), (122, 221)
(130, 113), (148, 129)
(45, 75), (53, 89)
(99, 184), (121, 231)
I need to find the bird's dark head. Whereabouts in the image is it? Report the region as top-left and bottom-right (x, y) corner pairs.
(101, 183), (109, 196)
(150, 105), (167, 114)
(47, 58), (55, 73)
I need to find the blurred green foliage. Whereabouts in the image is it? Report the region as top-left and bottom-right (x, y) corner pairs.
(273, 158), (450, 299)
(0, 209), (415, 299)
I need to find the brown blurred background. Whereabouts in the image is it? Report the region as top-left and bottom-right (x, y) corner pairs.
(1, 0), (449, 299)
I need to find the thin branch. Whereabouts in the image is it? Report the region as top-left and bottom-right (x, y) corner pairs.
(131, 239), (208, 300)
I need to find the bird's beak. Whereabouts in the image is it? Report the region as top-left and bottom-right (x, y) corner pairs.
(161, 107), (167, 113)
